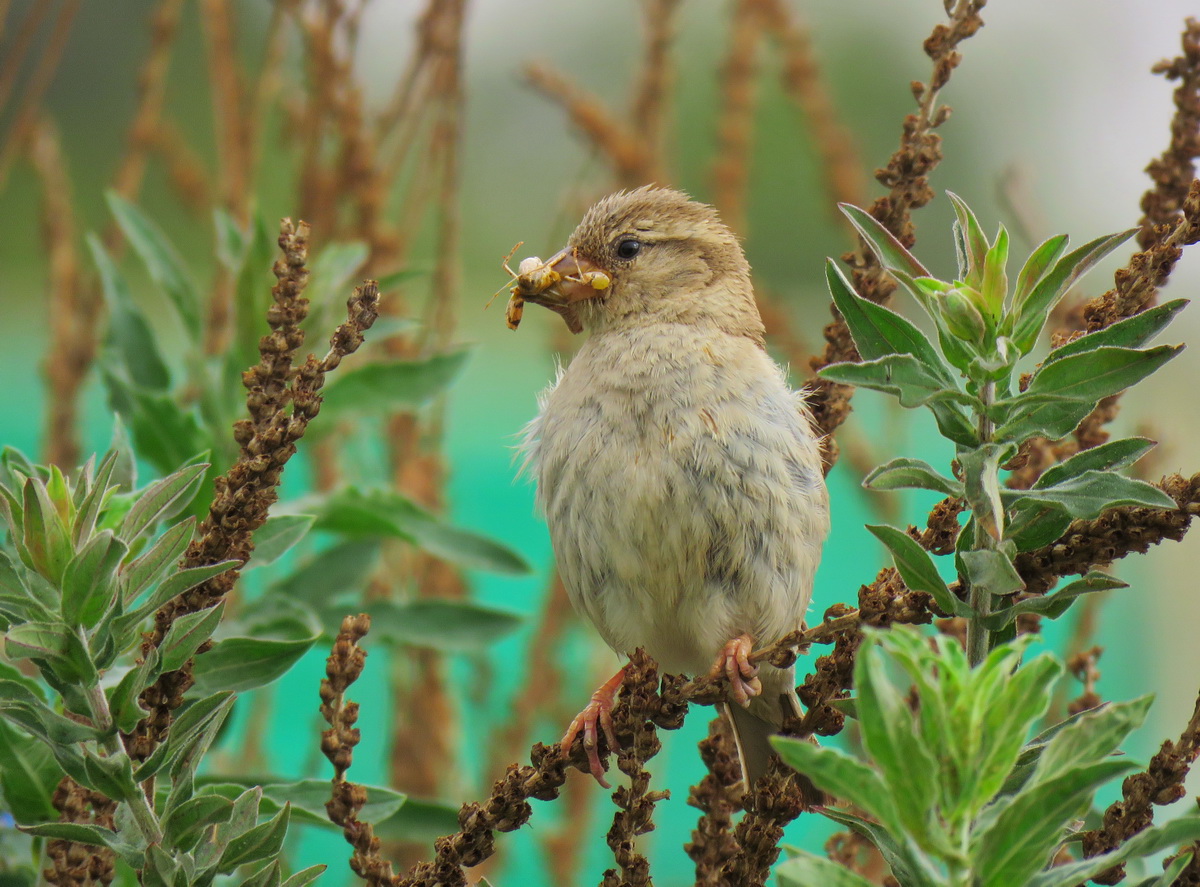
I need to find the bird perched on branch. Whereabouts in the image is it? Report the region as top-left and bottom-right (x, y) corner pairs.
(516, 186), (829, 792)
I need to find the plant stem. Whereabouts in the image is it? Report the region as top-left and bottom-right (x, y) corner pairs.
(966, 380), (996, 667)
(81, 650), (165, 846)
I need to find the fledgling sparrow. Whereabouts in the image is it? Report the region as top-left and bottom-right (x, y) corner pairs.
(516, 186), (829, 791)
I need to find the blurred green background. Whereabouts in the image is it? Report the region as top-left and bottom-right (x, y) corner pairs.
(2, 1), (1199, 884)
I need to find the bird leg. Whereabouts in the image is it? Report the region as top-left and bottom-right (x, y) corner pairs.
(561, 665), (626, 788)
(710, 633), (762, 707)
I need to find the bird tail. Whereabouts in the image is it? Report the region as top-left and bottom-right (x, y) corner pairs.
(722, 686), (824, 806)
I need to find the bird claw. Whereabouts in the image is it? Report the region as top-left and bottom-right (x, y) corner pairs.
(561, 667), (625, 789)
(710, 634), (761, 707)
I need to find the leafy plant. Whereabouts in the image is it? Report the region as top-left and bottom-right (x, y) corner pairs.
(820, 197), (1183, 664)
(773, 627), (1200, 887)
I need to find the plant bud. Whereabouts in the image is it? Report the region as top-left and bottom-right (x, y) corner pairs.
(941, 289), (988, 344)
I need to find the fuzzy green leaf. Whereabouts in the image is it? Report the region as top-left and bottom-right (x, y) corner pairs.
(1031, 695), (1152, 787)
(1011, 234), (1069, 310)
(191, 617), (319, 694)
(366, 598), (523, 653)
(960, 444), (1011, 541)
(162, 793), (235, 852)
(266, 539), (381, 605)
(120, 463), (208, 545)
(0, 721), (62, 823)
(823, 260), (952, 380)
(88, 233), (171, 390)
(1043, 299), (1187, 366)
(248, 514), (315, 569)
(817, 354), (976, 410)
(839, 204), (931, 278)
(106, 191), (201, 336)
(61, 530), (126, 629)
(862, 458), (964, 497)
(122, 518), (195, 604)
(102, 369), (211, 477)
(771, 736), (900, 832)
(972, 759), (1137, 887)
(159, 603), (225, 673)
(1033, 437), (1156, 490)
(218, 804), (291, 873)
(867, 524), (969, 617)
(1006, 470), (1176, 520)
(775, 852), (877, 887)
(1012, 229), (1138, 353)
(312, 487), (530, 575)
(1006, 500), (1072, 552)
(1028, 814), (1200, 887)
(960, 549), (1024, 598)
(321, 350), (470, 418)
(983, 571), (1126, 630)
(947, 192), (990, 287)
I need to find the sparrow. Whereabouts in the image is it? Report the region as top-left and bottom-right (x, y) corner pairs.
(516, 186), (830, 791)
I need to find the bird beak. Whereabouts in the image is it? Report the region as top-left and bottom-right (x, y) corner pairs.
(514, 248), (611, 334)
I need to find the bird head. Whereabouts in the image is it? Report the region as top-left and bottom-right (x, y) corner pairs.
(515, 186), (765, 343)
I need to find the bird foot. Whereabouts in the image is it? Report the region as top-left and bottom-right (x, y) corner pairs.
(561, 666), (626, 788)
(710, 634), (761, 707)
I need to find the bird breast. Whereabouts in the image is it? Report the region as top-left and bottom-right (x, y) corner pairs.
(524, 322), (830, 677)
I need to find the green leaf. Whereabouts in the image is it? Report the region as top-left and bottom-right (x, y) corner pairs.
(73, 451), (119, 547)
(980, 225), (1010, 316)
(159, 603), (225, 673)
(214, 207), (247, 270)
(1011, 234), (1069, 311)
(279, 865), (326, 887)
(1011, 229), (1138, 353)
(108, 648), (160, 733)
(122, 518), (196, 604)
(0, 679), (99, 745)
(260, 779), (406, 829)
(366, 599), (523, 652)
(162, 793), (235, 852)
(1127, 852), (1193, 887)
(971, 759), (1137, 887)
(982, 571), (1126, 629)
(79, 748), (137, 801)
(771, 736), (899, 832)
(960, 549), (1024, 599)
(960, 444), (1011, 541)
(116, 560), (239, 647)
(991, 393), (1094, 443)
(1027, 814), (1200, 887)
(266, 539), (381, 605)
(120, 463), (208, 545)
(373, 797), (460, 844)
(867, 524), (969, 617)
(61, 530), (126, 629)
(863, 458), (963, 497)
(102, 369), (211, 476)
(823, 260), (952, 381)
(1044, 299), (1187, 367)
(88, 233), (171, 390)
(106, 191), (202, 336)
(1004, 500), (1071, 552)
(1034, 437), (1157, 490)
(248, 514), (315, 569)
(134, 692), (235, 783)
(1032, 695), (1152, 787)
(838, 203), (931, 279)
(19, 821), (123, 849)
(1006, 470), (1177, 520)
(775, 851), (877, 887)
(320, 350), (470, 418)
(191, 618), (319, 694)
(0, 721), (62, 823)
(21, 474), (73, 584)
(218, 804), (291, 872)
(1028, 344), (1182, 404)
(854, 634), (944, 852)
(818, 354), (970, 409)
(4, 621), (97, 684)
(312, 488), (530, 575)
(946, 192), (990, 287)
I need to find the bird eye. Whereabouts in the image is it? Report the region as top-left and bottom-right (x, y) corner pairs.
(615, 239), (642, 260)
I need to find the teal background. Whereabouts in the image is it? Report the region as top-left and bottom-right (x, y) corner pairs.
(3, 1), (1200, 884)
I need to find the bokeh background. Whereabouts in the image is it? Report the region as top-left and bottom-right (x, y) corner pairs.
(2, 1), (1199, 884)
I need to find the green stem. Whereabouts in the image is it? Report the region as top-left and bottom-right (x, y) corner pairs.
(966, 380), (996, 668)
(81, 649), (164, 846)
